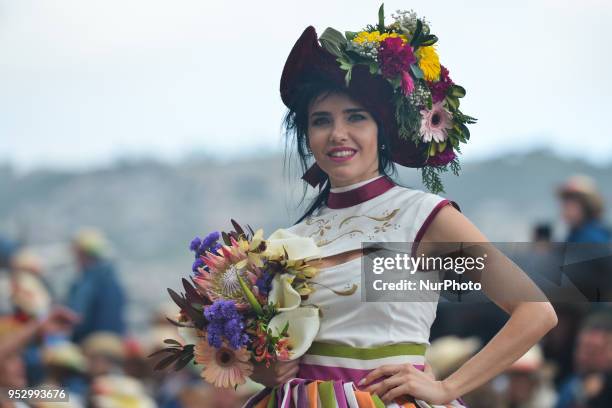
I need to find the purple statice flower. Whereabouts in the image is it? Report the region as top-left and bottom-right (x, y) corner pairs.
(200, 231), (220, 254)
(204, 300), (249, 349)
(189, 237), (202, 252)
(210, 243), (222, 255)
(192, 258), (204, 273)
(255, 271), (274, 296)
(189, 232), (220, 258)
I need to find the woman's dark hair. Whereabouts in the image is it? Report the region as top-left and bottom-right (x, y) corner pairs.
(283, 77), (397, 224)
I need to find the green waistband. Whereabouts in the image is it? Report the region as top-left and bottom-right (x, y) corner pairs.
(307, 341), (427, 359)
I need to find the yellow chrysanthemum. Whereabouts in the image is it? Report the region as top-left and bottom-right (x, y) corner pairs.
(416, 46), (441, 81)
(352, 30), (407, 45)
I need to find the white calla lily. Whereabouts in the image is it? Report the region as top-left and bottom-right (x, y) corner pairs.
(267, 307), (320, 360)
(266, 229), (320, 260)
(177, 327), (200, 345)
(269, 273), (301, 311)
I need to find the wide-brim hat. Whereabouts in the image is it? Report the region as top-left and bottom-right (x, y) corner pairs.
(280, 26), (429, 187)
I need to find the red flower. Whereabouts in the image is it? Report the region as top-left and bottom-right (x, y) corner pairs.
(428, 144), (457, 166)
(378, 37), (416, 79)
(428, 65), (454, 103)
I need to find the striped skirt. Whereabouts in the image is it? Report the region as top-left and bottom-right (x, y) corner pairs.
(243, 342), (468, 408)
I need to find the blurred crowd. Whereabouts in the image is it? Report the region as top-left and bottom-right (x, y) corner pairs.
(0, 174), (610, 408)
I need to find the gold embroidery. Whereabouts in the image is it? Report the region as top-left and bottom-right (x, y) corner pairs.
(304, 208), (400, 247)
(317, 230), (364, 246)
(374, 221), (393, 233)
(305, 214), (331, 225)
(338, 208), (400, 229)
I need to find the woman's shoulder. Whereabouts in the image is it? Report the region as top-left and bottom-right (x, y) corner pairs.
(379, 184), (459, 214)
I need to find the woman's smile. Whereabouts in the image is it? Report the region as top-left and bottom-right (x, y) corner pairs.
(327, 147), (357, 163)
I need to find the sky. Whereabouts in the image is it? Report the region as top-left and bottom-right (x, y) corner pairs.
(1, 0), (611, 172)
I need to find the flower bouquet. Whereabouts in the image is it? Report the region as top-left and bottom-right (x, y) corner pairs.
(151, 220), (322, 388)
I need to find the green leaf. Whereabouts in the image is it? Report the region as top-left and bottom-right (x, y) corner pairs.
(377, 3), (385, 31)
(453, 124), (467, 143)
(389, 76), (401, 88)
(369, 62), (379, 75)
(449, 85), (466, 98)
(421, 167), (445, 194)
(345, 31), (358, 42)
(410, 19), (423, 46)
(410, 64), (424, 79)
(420, 34), (438, 47)
(459, 122), (471, 140)
(446, 96), (460, 111)
(238, 275), (263, 316)
(319, 27), (347, 58)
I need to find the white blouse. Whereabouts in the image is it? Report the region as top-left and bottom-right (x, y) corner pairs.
(286, 181), (453, 346)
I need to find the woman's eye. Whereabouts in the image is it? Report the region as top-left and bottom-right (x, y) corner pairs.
(348, 113), (366, 122)
(312, 117), (330, 126)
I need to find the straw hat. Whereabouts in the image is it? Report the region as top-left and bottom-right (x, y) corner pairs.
(82, 332), (126, 361)
(426, 336), (481, 378)
(72, 228), (111, 258)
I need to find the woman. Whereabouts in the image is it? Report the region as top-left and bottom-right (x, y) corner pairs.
(557, 175), (610, 243)
(246, 11), (557, 407)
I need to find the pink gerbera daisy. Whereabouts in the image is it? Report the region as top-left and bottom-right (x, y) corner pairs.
(194, 339), (253, 388)
(419, 102), (453, 143)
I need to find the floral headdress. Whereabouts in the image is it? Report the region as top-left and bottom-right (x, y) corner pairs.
(281, 4), (476, 193)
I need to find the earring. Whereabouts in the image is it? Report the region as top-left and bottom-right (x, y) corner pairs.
(381, 144), (386, 150)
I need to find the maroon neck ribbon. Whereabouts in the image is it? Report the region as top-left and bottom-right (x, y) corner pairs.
(327, 176), (395, 209)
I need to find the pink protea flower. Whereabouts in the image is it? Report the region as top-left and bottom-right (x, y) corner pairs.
(419, 102), (453, 143)
(378, 37), (416, 79)
(193, 236), (262, 310)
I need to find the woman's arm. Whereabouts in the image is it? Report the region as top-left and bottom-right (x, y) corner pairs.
(361, 205), (558, 404)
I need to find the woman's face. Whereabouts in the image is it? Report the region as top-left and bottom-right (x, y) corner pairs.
(307, 92), (380, 187)
(561, 197), (585, 227)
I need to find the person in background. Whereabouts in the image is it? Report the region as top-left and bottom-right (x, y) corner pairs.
(504, 344), (557, 408)
(67, 228), (126, 343)
(533, 223), (553, 246)
(9, 249), (52, 321)
(7, 248), (55, 386)
(0, 236), (19, 315)
(0, 309), (78, 408)
(558, 175), (610, 243)
(40, 339), (88, 406)
(81, 332), (126, 378)
(555, 309), (612, 408)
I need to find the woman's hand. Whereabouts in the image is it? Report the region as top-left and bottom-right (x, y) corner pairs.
(359, 363), (455, 405)
(39, 306), (80, 335)
(249, 359), (301, 388)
